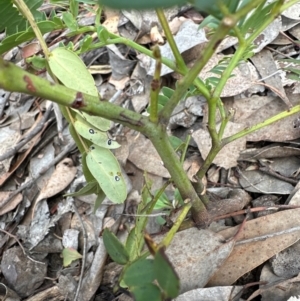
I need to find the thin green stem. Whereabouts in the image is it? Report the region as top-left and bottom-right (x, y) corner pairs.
(160, 202), (192, 248)
(180, 135), (191, 165)
(222, 105), (300, 145)
(0, 57), (208, 224)
(149, 46), (162, 124)
(89, 32), (211, 101)
(156, 8), (186, 70)
(159, 16), (237, 125)
(13, 0), (51, 59)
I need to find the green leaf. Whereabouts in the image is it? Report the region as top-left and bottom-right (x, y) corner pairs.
(0, 0), (44, 35)
(162, 86), (174, 99)
(62, 248), (82, 267)
(64, 180), (98, 197)
(0, 21), (63, 55)
(123, 258), (155, 286)
(168, 135), (183, 150)
(93, 191), (106, 213)
(48, 47), (98, 96)
(154, 248), (180, 298)
(97, 26), (110, 42)
(74, 116), (120, 149)
(62, 11), (78, 31)
(86, 144), (127, 203)
(75, 111), (111, 132)
(80, 35), (93, 53)
(81, 152), (96, 182)
(103, 228), (129, 265)
(26, 56), (47, 70)
(130, 284), (162, 301)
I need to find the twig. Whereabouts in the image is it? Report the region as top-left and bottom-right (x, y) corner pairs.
(236, 225), (300, 245)
(0, 140), (76, 209)
(0, 104), (53, 161)
(0, 228), (45, 265)
(213, 204), (300, 221)
(71, 199), (87, 301)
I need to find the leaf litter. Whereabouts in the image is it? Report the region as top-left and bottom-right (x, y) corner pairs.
(2, 2), (300, 301)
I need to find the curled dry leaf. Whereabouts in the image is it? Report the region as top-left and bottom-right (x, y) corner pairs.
(32, 158), (77, 217)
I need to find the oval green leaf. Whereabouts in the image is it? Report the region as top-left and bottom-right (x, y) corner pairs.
(130, 284), (162, 301)
(154, 248), (180, 298)
(86, 144), (127, 203)
(103, 228), (129, 265)
(74, 118), (120, 149)
(75, 110), (111, 132)
(62, 248), (82, 267)
(123, 258), (155, 287)
(48, 47), (98, 96)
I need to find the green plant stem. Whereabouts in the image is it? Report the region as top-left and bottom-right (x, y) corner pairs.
(222, 105), (300, 145)
(160, 202), (192, 248)
(13, 0), (51, 59)
(149, 125), (208, 224)
(0, 57), (209, 225)
(156, 8), (186, 71)
(195, 0), (292, 182)
(88, 32), (211, 101)
(149, 46), (161, 124)
(159, 16), (236, 125)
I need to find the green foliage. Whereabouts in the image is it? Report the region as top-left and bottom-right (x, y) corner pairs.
(0, 1), (64, 54)
(279, 58), (300, 82)
(48, 47), (127, 204)
(62, 248), (83, 266)
(86, 145), (127, 203)
(103, 229), (130, 265)
(104, 226), (180, 300)
(154, 248), (180, 298)
(0, 0), (44, 35)
(123, 258), (156, 286)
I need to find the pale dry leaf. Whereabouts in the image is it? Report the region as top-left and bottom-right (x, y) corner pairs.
(0, 127), (21, 173)
(156, 228), (234, 293)
(225, 92), (300, 142)
(127, 133), (170, 178)
(192, 121), (246, 169)
(175, 286), (243, 301)
(198, 54), (258, 97)
(251, 49), (291, 107)
(208, 209), (300, 286)
(257, 263), (300, 301)
(102, 15), (119, 35)
(0, 192), (22, 215)
(169, 17), (187, 35)
(32, 158), (77, 217)
(150, 25), (164, 44)
(238, 169), (294, 194)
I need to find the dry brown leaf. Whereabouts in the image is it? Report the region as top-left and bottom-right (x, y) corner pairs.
(155, 228), (235, 293)
(208, 209), (300, 286)
(150, 26), (164, 44)
(127, 133), (170, 178)
(228, 92), (300, 142)
(192, 121), (246, 169)
(32, 158), (77, 217)
(0, 131), (42, 186)
(0, 192), (22, 215)
(21, 42), (41, 59)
